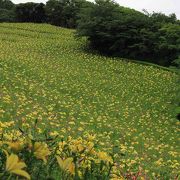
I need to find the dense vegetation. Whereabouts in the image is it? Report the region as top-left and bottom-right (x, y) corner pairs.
(0, 0), (87, 27)
(15, 2), (46, 23)
(0, 23), (179, 179)
(45, 0), (89, 28)
(77, 0), (180, 66)
(0, 0), (15, 22)
(0, 0), (179, 66)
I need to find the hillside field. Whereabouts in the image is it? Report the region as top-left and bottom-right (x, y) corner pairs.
(0, 23), (179, 178)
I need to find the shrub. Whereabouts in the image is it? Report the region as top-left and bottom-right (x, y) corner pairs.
(77, 0), (180, 66)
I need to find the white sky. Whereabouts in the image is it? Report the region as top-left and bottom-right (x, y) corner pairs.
(11, 0), (180, 19)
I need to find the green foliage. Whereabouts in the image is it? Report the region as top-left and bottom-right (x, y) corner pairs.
(149, 12), (178, 24)
(0, 8), (15, 22)
(45, 0), (88, 28)
(173, 57), (180, 69)
(0, 0), (15, 22)
(0, 0), (14, 10)
(15, 3), (46, 23)
(77, 0), (180, 66)
(156, 23), (180, 66)
(45, 0), (64, 26)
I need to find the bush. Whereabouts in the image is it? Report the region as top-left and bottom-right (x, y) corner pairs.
(77, 0), (180, 66)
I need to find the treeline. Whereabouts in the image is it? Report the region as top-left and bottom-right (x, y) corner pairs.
(0, 0), (90, 28)
(0, 0), (179, 66)
(0, 0), (15, 22)
(76, 0), (180, 67)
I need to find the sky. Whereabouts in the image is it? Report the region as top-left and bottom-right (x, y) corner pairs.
(11, 0), (180, 19)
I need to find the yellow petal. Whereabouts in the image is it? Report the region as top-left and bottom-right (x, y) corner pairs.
(7, 141), (23, 151)
(63, 157), (73, 170)
(14, 162), (27, 170)
(2, 149), (9, 157)
(34, 142), (41, 151)
(64, 158), (73, 164)
(68, 163), (75, 175)
(56, 156), (64, 169)
(56, 156), (74, 173)
(6, 154), (18, 171)
(11, 169), (31, 180)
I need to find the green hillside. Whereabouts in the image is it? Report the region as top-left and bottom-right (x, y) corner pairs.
(0, 23), (179, 178)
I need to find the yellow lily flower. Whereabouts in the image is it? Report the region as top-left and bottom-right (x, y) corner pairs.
(6, 141), (24, 152)
(97, 151), (113, 164)
(77, 144), (85, 152)
(5, 153), (30, 180)
(33, 142), (51, 164)
(87, 134), (96, 141)
(56, 156), (75, 175)
(58, 141), (67, 150)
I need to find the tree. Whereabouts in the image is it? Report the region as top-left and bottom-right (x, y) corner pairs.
(150, 12), (177, 24)
(45, 0), (64, 26)
(77, 0), (180, 66)
(0, 0), (15, 22)
(15, 3), (46, 23)
(77, 0), (151, 58)
(156, 23), (180, 66)
(45, 0), (90, 28)
(0, 8), (15, 22)
(0, 0), (14, 10)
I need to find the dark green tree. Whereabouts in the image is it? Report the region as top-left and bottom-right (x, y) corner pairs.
(0, 0), (15, 22)
(45, 0), (90, 28)
(156, 23), (180, 66)
(0, 0), (14, 10)
(45, 0), (64, 26)
(77, 0), (180, 66)
(150, 12), (177, 24)
(15, 3), (46, 23)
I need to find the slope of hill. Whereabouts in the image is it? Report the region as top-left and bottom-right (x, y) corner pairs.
(0, 23), (179, 178)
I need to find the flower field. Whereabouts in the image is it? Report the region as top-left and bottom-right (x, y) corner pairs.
(0, 23), (179, 179)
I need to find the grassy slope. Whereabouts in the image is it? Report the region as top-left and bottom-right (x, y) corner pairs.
(0, 23), (179, 177)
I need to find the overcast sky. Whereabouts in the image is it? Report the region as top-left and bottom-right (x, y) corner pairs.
(11, 0), (180, 19)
